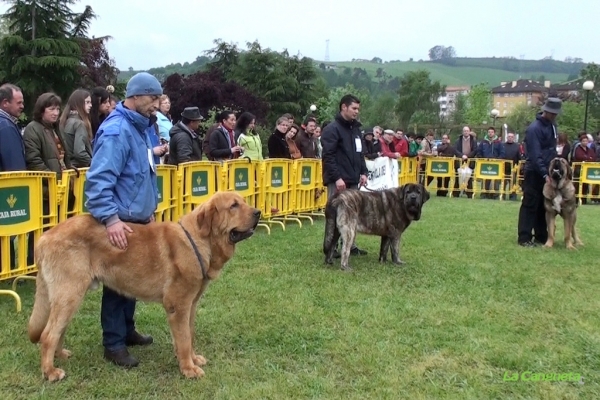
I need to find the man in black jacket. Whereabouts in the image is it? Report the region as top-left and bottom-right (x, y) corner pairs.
(502, 132), (522, 200)
(321, 94), (369, 258)
(517, 97), (561, 247)
(168, 107), (204, 164)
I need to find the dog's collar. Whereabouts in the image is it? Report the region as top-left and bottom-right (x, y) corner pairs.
(178, 222), (209, 281)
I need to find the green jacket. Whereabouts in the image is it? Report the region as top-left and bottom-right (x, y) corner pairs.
(61, 112), (92, 167)
(237, 131), (263, 161)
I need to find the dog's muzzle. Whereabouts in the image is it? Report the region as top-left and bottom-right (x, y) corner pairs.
(551, 168), (562, 180)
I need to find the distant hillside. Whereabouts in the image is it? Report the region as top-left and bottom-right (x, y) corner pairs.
(119, 56), (584, 88)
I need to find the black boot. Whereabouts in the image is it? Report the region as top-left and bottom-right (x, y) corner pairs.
(104, 348), (139, 368)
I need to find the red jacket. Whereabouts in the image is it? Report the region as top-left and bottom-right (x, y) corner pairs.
(392, 137), (409, 157)
(380, 140), (398, 159)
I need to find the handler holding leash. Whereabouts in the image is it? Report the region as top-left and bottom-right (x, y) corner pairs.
(517, 97), (562, 247)
(85, 72), (162, 367)
(321, 94), (369, 257)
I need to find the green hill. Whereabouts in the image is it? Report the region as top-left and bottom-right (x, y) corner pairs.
(330, 60), (571, 87)
(119, 56), (583, 88)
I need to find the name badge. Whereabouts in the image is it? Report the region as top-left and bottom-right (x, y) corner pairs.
(148, 148), (155, 172)
(355, 138), (362, 152)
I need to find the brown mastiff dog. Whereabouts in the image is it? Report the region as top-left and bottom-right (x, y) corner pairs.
(542, 157), (583, 249)
(28, 191), (260, 382)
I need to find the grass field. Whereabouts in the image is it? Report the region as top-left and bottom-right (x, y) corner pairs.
(333, 61), (571, 87)
(1, 197), (600, 399)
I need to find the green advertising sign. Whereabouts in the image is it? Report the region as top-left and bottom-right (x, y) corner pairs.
(0, 186), (30, 225)
(234, 168), (249, 191)
(301, 166), (312, 185)
(586, 168), (600, 181)
(157, 176), (164, 203)
(191, 171), (208, 197)
(480, 163), (500, 177)
(271, 166), (283, 188)
(431, 162), (449, 174)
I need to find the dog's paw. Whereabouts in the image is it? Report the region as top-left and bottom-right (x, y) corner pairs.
(324, 258), (333, 265)
(566, 243), (577, 250)
(193, 354), (207, 366)
(543, 241), (554, 248)
(392, 259), (405, 266)
(44, 367), (66, 382)
(55, 349), (72, 359)
(181, 365), (205, 379)
(340, 264), (353, 272)
(378, 257), (387, 263)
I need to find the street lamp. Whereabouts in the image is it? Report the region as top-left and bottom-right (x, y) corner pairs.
(583, 80), (594, 132)
(491, 108), (499, 126)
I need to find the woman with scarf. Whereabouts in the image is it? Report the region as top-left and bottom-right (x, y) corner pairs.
(208, 110), (243, 161)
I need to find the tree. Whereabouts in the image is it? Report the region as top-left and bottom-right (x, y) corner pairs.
(452, 92), (467, 124)
(371, 57), (382, 64)
(0, 0), (105, 113)
(505, 103), (537, 134)
(394, 70), (444, 129)
(162, 69), (269, 125)
(79, 36), (120, 89)
(579, 62), (600, 123)
(558, 101), (598, 138)
(463, 83), (493, 126)
(428, 45), (444, 61)
(442, 46), (456, 59)
(313, 84), (371, 125)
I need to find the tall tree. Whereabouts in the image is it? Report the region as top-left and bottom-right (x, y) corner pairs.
(0, 0), (98, 110)
(463, 83), (493, 126)
(394, 70), (444, 129)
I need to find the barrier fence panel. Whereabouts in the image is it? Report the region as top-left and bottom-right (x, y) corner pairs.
(424, 157), (457, 197)
(472, 159), (512, 200)
(290, 159), (323, 224)
(574, 162), (600, 204)
(155, 165), (179, 222)
(221, 159), (270, 234)
(58, 169), (78, 222)
(405, 158), (419, 184)
(179, 161), (221, 216)
(261, 159), (302, 229)
(314, 161), (327, 211)
(0, 171), (58, 312)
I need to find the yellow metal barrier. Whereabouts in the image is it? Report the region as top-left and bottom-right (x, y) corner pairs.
(221, 159), (270, 233)
(405, 157), (419, 184)
(473, 158), (513, 200)
(261, 159), (302, 229)
(0, 171), (58, 312)
(290, 159), (323, 224)
(179, 161), (221, 216)
(424, 157), (457, 197)
(314, 161), (327, 211)
(58, 169), (81, 222)
(573, 162), (600, 204)
(155, 165), (179, 222)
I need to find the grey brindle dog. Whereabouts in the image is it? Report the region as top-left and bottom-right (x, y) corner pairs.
(323, 183), (430, 271)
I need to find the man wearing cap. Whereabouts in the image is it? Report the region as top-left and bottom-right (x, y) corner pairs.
(517, 97), (562, 247)
(168, 106), (204, 164)
(85, 72), (163, 367)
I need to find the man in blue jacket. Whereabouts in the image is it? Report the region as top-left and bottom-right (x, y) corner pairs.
(517, 97), (562, 247)
(85, 72), (162, 367)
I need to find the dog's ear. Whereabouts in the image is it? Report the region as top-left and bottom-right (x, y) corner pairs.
(196, 201), (216, 236)
(401, 184), (410, 199)
(420, 184), (430, 204)
(565, 160), (573, 181)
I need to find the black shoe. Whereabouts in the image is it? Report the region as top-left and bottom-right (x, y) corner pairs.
(350, 247), (368, 256)
(126, 331), (153, 347)
(104, 348), (139, 368)
(518, 240), (537, 248)
(333, 250), (341, 259)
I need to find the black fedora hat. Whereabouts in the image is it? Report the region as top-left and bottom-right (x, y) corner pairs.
(181, 107), (204, 121)
(541, 97), (562, 115)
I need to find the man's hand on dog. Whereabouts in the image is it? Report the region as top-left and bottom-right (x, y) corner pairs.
(107, 221), (133, 250)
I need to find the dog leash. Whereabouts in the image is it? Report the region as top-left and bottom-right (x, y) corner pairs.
(178, 222), (209, 281)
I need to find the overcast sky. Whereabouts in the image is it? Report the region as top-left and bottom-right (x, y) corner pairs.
(1, 0), (596, 70)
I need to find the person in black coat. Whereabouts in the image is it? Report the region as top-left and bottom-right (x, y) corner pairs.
(267, 116), (291, 158)
(517, 98), (561, 247)
(321, 94), (369, 258)
(362, 128), (381, 160)
(168, 107), (204, 165)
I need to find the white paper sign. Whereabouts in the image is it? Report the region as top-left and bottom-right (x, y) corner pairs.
(361, 157), (399, 191)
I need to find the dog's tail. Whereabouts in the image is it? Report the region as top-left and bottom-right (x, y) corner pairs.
(323, 196), (340, 255)
(28, 242), (51, 343)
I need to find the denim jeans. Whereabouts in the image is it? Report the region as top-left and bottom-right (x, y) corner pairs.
(101, 218), (149, 351)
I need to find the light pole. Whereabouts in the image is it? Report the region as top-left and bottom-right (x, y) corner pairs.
(491, 108), (499, 127)
(583, 80), (594, 132)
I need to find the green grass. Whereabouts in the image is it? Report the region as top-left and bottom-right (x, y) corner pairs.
(333, 61), (571, 87)
(1, 197), (600, 399)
